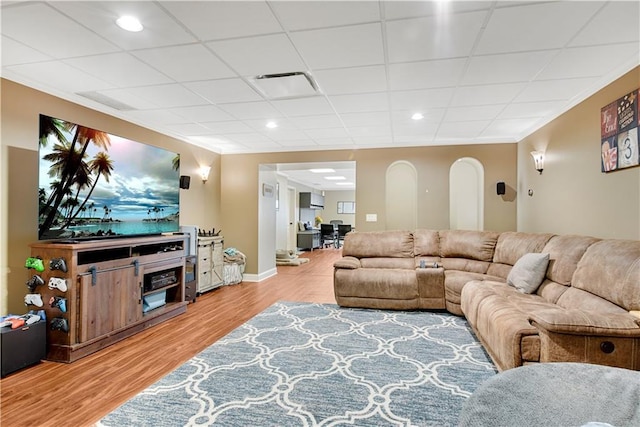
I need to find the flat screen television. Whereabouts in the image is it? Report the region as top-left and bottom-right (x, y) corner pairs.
(38, 114), (180, 241)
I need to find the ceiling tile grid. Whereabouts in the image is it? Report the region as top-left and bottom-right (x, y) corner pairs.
(0, 0), (638, 157)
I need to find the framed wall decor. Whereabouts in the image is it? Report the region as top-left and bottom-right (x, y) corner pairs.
(337, 201), (355, 214)
(601, 89), (639, 172)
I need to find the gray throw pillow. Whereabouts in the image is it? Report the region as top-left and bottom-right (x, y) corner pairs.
(507, 252), (550, 294)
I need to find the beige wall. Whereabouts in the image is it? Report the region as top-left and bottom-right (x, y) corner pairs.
(1, 79), (221, 314)
(518, 67), (640, 239)
(222, 144), (517, 274)
(321, 190), (356, 227)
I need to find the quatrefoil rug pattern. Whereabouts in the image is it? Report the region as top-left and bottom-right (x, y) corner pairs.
(99, 302), (496, 427)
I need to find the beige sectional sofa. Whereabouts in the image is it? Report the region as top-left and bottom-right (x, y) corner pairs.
(333, 229), (640, 371)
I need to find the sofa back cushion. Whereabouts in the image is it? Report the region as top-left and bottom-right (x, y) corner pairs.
(342, 230), (414, 258)
(493, 232), (554, 265)
(542, 235), (600, 285)
(439, 230), (499, 262)
(571, 239), (640, 311)
(414, 229), (440, 256)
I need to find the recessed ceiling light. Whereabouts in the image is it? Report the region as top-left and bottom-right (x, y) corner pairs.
(266, 121), (278, 129)
(116, 15), (143, 32)
(411, 113), (424, 121)
(324, 176), (346, 180)
(309, 168), (335, 173)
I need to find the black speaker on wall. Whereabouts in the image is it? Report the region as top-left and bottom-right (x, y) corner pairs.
(496, 181), (506, 195)
(179, 175), (191, 190)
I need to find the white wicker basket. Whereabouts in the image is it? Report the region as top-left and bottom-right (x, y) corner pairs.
(223, 261), (245, 285)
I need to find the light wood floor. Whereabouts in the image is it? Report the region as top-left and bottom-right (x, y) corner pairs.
(0, 248), (341, 427)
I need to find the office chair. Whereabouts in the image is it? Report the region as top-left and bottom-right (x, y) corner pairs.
(320, 224), (337, 248)
(337, 224), (352, 248)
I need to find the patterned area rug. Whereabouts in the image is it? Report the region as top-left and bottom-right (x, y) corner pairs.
(98, 302), (496, 426)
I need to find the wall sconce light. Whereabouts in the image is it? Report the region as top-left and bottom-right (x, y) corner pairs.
(530, 151), (545, 174)
(200, 165), (211, 183)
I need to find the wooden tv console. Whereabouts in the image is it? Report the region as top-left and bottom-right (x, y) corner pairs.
(30, 235), (188, 363)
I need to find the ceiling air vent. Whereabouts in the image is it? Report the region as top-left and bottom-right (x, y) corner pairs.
(75, 91), (136, 111)
(249, 71), (319, 100)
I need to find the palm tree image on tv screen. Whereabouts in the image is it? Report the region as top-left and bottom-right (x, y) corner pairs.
(38, 115), (180, 241)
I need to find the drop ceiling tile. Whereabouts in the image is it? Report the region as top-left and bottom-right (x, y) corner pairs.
(570, 1), (640, 47)
(444, 105), (505, 122)
(390, 88), (455, 110)
(261, 129), (310, 141)
(207, 34), (306, 77)
(218, 101), (283, 120)
(184, 79), (262, 104)
(243, 118), (298, 131)
(2, 2), (118, 58)
(348, 125), (392, 138)
(386, 11), (486, 62)
(95, 88), (162, 110)
(290, 23), (384, 69)
(271, 97), (334, 117)
(132, 44), (235, 82)
(1, 36), (52, 65)
(515, 77), (599, 103)
(168, 105), (235, 123)
(162, 122), (212, 136)
(122, 84), (210, 108)
(392, 109), (445, 125)
(161, 1), (282, 40)
(330, 93), (389, 113)
(383, 1), (493, 20)
(538, 44), (640, 80)
(481, 118), (540, 139)
(271, 1), (380, 31)
(312, 137), (355, 147)
(6, 61), (113, 93)
(290, 115), (344, 130)
(451, 82), (526, 107)
(51, 1), (196, 50)
(498, 101), (559, 120)
(223, 133), (275, 144)
(437, 121), (489, 139)
(305, 127), (350, 139)
(388, 58), (467, 90)
(393, 134), (435, 145)
(476, 1), (602, 54)
(200, 121), (254, 134)
(126, 109), (189, 125)
(461, 50), (557, 86)
(275, 139), (319, 147)
(392, 120), (440, 137)
(64, 53), (171, 88)
(353, 136), (394, 145)
(314, 65), (387, 95)
(340, 111), (391, 127)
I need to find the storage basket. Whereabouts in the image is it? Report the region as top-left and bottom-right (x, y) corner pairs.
(223, 249), (246, 286)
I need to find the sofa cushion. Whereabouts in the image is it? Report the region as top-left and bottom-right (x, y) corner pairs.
(414, 229), (440, 256)
(444, 270), (504, 306)
(439, 230), (499, 262)
(493, 232), (554, 266)
(542, 235), (600, 285)
(342, 230), (414, 258)
(571, 239), (640, 311)
(507, 253), (550, 294)
(556, 287), (629, 314)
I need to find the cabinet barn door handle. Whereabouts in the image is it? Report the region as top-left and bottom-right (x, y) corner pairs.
(88, 266), (97, 286)
(132, 259), (140, 276)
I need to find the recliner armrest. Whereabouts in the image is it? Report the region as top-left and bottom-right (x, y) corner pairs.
(529, 308), (640, 337)
(334, 256), (361, 270)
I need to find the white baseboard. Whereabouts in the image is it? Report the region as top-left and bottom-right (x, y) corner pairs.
(242, 267), (277, 282)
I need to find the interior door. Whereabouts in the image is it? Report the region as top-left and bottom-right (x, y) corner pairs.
(288, 187), (297, 250)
